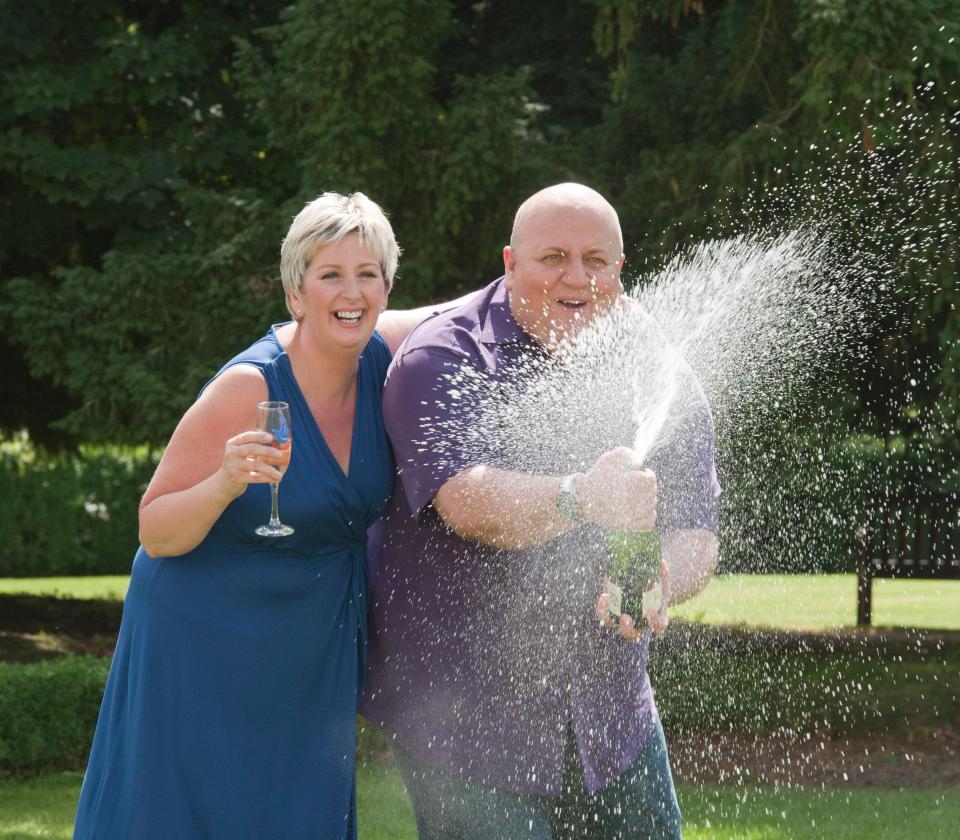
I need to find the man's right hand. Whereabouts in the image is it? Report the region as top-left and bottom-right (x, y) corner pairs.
(576, 447), (657, 531)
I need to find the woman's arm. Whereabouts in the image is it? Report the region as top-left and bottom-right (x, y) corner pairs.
(376, 289), (481, 355)
(138, 365), (284, 557)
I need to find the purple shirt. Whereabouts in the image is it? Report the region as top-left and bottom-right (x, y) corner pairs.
(362, 278), (720, 796)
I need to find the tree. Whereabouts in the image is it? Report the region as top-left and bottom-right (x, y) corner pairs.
(586, 0), (958, 446)
(0, 0), (288, 445)
(234, 0), (552, 302)
(1, 0), (955, 465)
(1, 0), (551, 445)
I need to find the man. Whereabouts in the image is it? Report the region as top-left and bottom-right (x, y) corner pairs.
(362, 183), (720, 839)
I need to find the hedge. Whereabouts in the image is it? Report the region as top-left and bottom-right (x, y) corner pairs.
(0, 654), (394, 777)
(717, 433), (958, 574)
(0, 439), (156, 576)
(3, 633), (951, 776)
(0, 656), (110, 775)
(2, 429), (954, 577)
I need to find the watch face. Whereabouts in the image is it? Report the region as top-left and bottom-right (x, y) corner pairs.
(556, 487), (582, 523)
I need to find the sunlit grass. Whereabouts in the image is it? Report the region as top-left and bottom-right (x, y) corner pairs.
(3, 770), (956, 840)
(672, 574), (960, 630)
(680, 784), (960, 839)
(0, 768), (417, 840)
(0, 577), (129, 601)
(0, 772), (78, 840)
(356, 765), (417, 839)
(3, 573), (957, 632)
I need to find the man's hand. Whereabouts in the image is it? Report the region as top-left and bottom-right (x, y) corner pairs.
(644, 557), (670, 634)
(595, 557), (670, 640)
(577, 447), (657, 531)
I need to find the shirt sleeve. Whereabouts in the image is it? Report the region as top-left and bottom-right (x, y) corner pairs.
(382, 344), (496, 518)
(648, 367), (722, 532)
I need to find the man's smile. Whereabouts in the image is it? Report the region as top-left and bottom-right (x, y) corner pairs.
(555, 298), (589, 309)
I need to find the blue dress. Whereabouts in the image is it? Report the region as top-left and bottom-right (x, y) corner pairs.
(74, 327), (394, 840)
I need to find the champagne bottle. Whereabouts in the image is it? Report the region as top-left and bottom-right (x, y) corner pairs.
(605, 530), (662, 629)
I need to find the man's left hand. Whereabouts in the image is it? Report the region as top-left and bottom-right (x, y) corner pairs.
(595, 558), (670, 641)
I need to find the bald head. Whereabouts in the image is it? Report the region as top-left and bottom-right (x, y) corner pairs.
(510, 183), (623, 254)
(502, 182), (626, 349)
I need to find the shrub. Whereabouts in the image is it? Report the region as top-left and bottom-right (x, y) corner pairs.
(650, 622), (958, 738)
(717, 433), (957, 574)
(0, 656), (110, 775)
(0, 438), (156, 576)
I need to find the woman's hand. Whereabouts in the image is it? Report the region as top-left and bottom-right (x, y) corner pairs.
(217, 431), (285, 499)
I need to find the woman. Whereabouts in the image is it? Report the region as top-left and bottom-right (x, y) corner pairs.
(74, 193), (443, 839)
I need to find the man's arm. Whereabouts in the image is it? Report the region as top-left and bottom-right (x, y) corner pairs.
(384, 344), (656, 549)
(433, 468), (572, 549)
(433, 448), (658, 550)
(376, 290), (481, 355)
(661, 528), (718, 606)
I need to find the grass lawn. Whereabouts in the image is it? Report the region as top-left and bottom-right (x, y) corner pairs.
(0, 577), (128, 601)
(679, 784), (960, 839)
(671, 574), (960, 630)
(2, 769), (956, 840)
(3, 572), (957, 631)
(0, 769), (417, 840)
(2, 574), (956, 838)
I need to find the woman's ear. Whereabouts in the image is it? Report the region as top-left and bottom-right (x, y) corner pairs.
(287, 292), (303, 319)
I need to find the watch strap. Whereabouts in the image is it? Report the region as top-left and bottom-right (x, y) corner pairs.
(556, 472), (585, 523)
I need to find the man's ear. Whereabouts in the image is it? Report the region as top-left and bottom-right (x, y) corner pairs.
(503, 245), (516, 290)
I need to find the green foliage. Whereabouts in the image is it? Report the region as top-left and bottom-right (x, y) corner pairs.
(234, 0), (548, 304)
(0, 438), (154, 576)
(586, 0), (959, 500)
(236, 0), (451, 202)
(719, 429), (960, 574)
(0, 656), (109, 774)
(787, 0), (960, 437)
(0, 0), (955, 490)
(792, 0), (959, 116)
(650, 623), (959, 737)
(0, 0), (288, 444)
(1, 0), (549, 443)
(587, 0), (706, 99)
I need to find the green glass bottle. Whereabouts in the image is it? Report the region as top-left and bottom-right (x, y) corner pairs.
(605, 530), (662, 629)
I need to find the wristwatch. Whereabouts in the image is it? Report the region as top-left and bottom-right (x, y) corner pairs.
(556, 473), (585, 524)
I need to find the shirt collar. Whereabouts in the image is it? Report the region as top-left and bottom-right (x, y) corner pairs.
(478, 276), (533, 346)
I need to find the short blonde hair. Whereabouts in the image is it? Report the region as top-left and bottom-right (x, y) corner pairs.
(280, 192), (401, 318)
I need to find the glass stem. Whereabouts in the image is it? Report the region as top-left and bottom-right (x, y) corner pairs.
(269, 483), (281, 526)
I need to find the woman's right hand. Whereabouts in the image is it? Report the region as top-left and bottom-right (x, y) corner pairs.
(217, 431), (285, 499)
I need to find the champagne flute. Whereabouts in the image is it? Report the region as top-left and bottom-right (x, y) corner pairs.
(254, 401), (294, 537)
